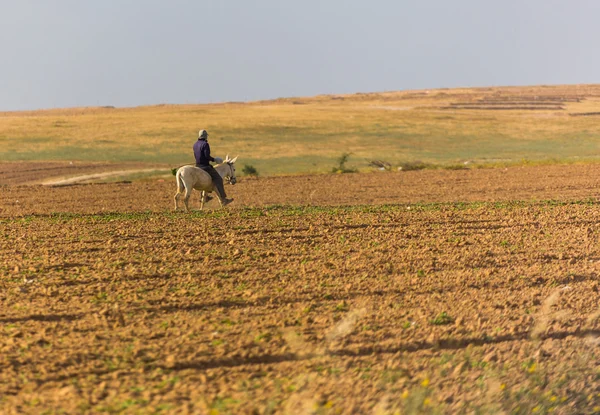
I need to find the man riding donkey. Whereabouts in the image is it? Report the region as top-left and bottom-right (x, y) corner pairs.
(193, 129), (234, 206)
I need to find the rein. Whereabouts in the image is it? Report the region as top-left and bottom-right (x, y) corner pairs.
(223, 162), (237, 184)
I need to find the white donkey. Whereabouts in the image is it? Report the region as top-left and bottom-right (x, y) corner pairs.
(174, 155), (238, 212)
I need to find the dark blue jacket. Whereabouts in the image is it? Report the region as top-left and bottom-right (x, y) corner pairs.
(193, 139), (214, 166)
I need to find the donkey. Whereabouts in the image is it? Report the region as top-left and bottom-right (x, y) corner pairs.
(174, 155), (238, 212)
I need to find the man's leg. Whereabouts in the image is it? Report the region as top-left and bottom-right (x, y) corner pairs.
(207, 168), (233, 206)
(209, 169), (227, 199)
(200, 166), (227, 199)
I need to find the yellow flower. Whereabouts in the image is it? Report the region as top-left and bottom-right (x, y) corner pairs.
(500, 383), (506, 391)
(421, 378), (430, 387)
(532, 406), (540, 413)
(423, 398), (431, 407)
(401, 390), (409, 399)
(550, 395), (557, 402)
(527, 363), (536, 373)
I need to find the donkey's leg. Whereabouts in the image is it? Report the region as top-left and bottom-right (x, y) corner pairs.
(213, 185), (225, 207)
(174, 174), (184, 211)
(183, 187), (192, 213)
(200, 191), (206, 210)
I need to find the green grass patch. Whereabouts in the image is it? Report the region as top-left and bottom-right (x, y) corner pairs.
(2, 198), (598, 226)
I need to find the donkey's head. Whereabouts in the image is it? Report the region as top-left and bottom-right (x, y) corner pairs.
(223, 155), (238, 185)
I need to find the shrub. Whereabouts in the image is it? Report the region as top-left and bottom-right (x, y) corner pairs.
(242, 164), (259, 176)
(397, 161), (430, 172)
(368, 160), (392, 171)
(444, 163), (469, 170)
(331, 153), (357, 174)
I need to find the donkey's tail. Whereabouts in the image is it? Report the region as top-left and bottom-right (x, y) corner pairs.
(175, 169), (185, 194)
(171, 163), (195, 176)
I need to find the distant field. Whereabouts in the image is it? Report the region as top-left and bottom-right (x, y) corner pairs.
(2, 84), (600, 175)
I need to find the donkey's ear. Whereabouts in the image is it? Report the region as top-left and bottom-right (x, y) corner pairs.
(224, 154), (230, 162)
(230, 156), (238, 163)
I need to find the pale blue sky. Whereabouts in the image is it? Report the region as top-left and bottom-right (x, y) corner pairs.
(1, 0), (598, 111)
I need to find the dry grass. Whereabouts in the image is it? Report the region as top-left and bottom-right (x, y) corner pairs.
(2, 84), (600, 175)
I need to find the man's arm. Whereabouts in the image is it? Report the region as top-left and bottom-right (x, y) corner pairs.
(203, 143), (215, 163)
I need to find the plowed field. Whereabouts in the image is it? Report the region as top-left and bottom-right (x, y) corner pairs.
(2, 164), (600, 414)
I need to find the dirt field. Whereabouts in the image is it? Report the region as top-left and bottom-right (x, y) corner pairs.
(3, 162), (600, 217)
(2, 164), (600, 414)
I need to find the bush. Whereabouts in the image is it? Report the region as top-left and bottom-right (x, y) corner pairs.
(331, 152), (357, 174)
(444, 163), (469, 170)
(242, 164), (259, 176)
(397, 161), (430, 171)
(368, 160), (392, 171)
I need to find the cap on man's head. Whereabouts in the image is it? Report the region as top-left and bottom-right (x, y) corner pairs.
(198, 129), (208, 139)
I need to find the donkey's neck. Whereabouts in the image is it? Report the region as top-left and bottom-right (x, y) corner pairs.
(214, 163), (228, 177)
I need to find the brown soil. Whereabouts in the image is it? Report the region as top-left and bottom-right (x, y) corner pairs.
(570, 112), (600, 117)
(2, 163), (600, 413)
(441, 106), (565, 111)
(2, 163), (600, 217)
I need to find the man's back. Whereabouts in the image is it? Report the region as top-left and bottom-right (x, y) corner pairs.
(193, 139), (211, 166)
